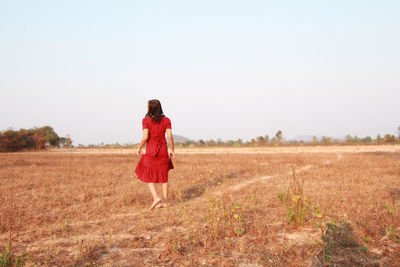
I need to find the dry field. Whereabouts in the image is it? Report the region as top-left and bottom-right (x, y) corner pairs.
(1, 145), (400, 266)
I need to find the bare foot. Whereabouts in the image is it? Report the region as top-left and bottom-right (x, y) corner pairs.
(149, 198), (161, 210)
(157, 201), (167, 208)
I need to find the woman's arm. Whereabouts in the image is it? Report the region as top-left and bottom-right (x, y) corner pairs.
(137, 129), (149, 155)
(166, 128), (175, 159)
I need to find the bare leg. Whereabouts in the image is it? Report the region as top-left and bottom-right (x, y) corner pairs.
(162, 183), (168, 200)
(157, 183), (168, 208)
(147, 183), (161, 210)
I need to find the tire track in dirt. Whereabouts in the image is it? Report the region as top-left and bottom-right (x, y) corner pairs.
(224, 164), (313, 193)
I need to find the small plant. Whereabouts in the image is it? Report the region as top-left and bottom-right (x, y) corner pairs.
(176, 183), (183, 202)
(362, 236), (371, 243)
(0, 244), (29, 267)
(278, 167), (311, 225)
(205, 197), (223, 239)
(277, 191), (288, 203)
(317, 221), (339, 265)
(205, 198), (246, 240)
(317, 221), (361, 266)
(386, 226), (400, 243)
(62, 219), (69, 231)
(286, 194), (309, 224)
(231, 203), (246, 236)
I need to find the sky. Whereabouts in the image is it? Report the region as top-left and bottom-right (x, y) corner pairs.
(0, 0), (399, 145)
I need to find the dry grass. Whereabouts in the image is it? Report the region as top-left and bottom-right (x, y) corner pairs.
(0, 146), (399, 266)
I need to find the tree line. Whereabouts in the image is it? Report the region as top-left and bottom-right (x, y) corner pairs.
(1, 127), (399, 152)
(174, 130), (400, 148)
(0, 126), (72, 152)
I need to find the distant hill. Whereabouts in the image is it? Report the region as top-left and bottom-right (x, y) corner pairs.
(172, 134), (191, 143)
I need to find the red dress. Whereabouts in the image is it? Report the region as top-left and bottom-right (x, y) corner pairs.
(135, 116), (174, 183)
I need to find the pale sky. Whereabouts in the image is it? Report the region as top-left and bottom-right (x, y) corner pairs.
(1, 1), (399, 145)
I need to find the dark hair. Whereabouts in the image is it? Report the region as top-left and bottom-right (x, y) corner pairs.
(145, 99), (165, 123)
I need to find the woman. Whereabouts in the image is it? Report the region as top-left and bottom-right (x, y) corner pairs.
(135, 99), (175, 210)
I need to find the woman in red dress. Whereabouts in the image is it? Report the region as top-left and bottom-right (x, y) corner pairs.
(135, 99), (175, 210)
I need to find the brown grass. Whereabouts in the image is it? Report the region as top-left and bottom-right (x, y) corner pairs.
(0, 146), (400, 266)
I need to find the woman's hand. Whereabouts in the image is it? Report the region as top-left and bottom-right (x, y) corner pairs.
(166, 129), (175, 160)
(137, 129), (149, 156)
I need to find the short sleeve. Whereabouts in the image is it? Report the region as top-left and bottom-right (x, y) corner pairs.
(142, 118), (149, 130)
(165, 117), (172, 129)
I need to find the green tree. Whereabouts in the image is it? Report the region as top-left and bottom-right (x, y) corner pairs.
(274, 130), (283, 143)
(227, 140), (235, 146)
(0, 126), (64, 152)
(360, 136), (372, 143)
(35, 126), (60, 146)
(384, 134), (396, 143)
(321, 136), (332, 144)
(256, 136), (265, 144)
(206, 139), (216, 146)
(1, 129), (20, 151)
(345, 134), (353, 143)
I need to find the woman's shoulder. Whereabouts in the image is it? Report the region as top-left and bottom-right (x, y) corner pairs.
(162, 116), (171, 128)
(142, 117), (153, 126)
(142, 117), (152, 122)
(162, 116), (171, 124)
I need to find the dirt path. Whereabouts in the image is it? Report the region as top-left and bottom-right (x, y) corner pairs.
(225, 164), (313, 193)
